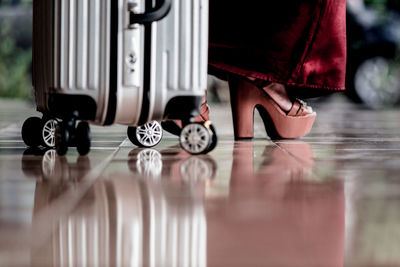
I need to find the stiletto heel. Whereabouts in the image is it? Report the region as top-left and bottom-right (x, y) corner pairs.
(229, 77), (317, 140)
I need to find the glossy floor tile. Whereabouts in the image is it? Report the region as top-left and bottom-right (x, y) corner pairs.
(1, 96), (400, 266)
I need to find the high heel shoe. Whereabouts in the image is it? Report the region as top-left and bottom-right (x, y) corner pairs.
(228, 77), (316, 140)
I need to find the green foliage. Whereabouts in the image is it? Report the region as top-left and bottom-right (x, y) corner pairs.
(0, 20), (32, 99)
(0, 0), (32, 7)
(365, 0), (388, 8)
(365, 0), (388, 18)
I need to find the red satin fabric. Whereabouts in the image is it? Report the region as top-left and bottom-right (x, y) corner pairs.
(208, 0), (347, 98)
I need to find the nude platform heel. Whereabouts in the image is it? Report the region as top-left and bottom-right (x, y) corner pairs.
(228, 77), (316, 140)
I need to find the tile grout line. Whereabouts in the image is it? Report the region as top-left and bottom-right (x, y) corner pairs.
(272, 141), (314, 168)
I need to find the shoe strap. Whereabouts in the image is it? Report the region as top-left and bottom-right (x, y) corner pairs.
(288, 101), (301, 116)
(288, 99), (308, 116)
(199, 103), (210, 121)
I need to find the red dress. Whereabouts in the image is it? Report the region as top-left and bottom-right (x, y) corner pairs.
(208, 0), (347, 98)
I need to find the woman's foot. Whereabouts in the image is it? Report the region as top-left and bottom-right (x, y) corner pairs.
(228, 76), (316, 140)
(248, 78), (313, 114)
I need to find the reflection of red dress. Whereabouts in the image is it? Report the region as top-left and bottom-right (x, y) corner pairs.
(207, 142), (345, 266)
(208, 0), (347, 98)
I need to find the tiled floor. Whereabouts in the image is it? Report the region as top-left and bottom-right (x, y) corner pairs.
(1, 95), (400, 266)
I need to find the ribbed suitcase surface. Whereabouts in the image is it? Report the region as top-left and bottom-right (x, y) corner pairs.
(34, 0), (110, 119)
(27, 0), (216, 156)
(55, 0), (107, 93)
(144, 0), (209, 121)
(34, 0), (208, 124)
(158, 0), (208, 92)
(54, 0), (110, 121)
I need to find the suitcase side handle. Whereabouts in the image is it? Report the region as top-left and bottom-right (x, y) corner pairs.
(129, 0), (172, 25)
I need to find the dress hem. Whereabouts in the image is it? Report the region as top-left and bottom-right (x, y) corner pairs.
(208, 61), (346, 92)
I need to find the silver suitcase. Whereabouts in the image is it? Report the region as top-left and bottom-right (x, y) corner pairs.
(22, 0), (217, 155)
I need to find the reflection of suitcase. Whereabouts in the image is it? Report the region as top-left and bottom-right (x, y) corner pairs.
(30, 152), (208, 266)
(22, 0), (217, 155)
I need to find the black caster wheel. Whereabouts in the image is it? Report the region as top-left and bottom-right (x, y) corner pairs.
(179, 121), (216, 155)
(76, 121), (91, 156)
(40, 118), (58, 148)
(127, 121), (163, 148)
(55, 123), (69, 156)
(22, 117), (42, 147)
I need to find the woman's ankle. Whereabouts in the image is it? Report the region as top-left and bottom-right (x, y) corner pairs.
(261, 83), (292, 112)
(245, 77), (293, 112)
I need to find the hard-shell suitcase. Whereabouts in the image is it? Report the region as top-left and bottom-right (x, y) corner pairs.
(22, 0), (217, 155)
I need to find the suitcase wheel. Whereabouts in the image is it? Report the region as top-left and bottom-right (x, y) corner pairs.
(53, 118), (92, 156)
(76, 121), (91, 156)
(41, 118), (58, 148)
(22, 117), (43, 147)
(22, 116), (59, 149)
(128, 121), (163, 148)
(179, 121), (217, 155)
(55, 123), (69, 156)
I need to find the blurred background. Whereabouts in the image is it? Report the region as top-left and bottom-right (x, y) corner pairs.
(0, 0), (32, 99)
(1, 0), (400, 109)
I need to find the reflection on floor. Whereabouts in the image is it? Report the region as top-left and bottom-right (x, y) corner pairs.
(0, 96), (400, 266)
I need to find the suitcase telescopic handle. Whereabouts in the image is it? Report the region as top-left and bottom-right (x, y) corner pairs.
(129, 0), (172, 25)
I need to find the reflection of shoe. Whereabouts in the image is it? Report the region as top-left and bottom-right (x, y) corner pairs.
(230, 141), (315, 187)
(228, 76), (316, 140)
(162, 95), (210, 136)
(259, 141), (315, 184)
(211, 141), (344, 267)
(274, 141), (314, 168)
